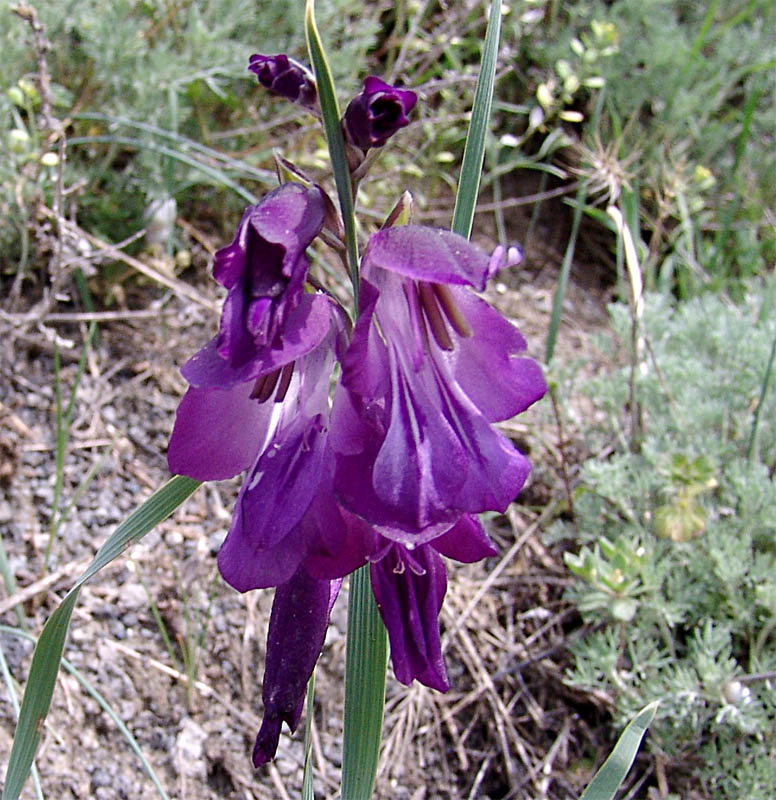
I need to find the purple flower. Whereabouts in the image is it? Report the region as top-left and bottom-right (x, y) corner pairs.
(343, 76), (417, 152)
(214, 322), (346, 590)
(331, 225), (547, 544)
(369, 515), (498, 690)
(178, 183), (327, 390)
(249, 54), (317, 110)
(169, 294), (351, 765)
(167, 178), (547, 763)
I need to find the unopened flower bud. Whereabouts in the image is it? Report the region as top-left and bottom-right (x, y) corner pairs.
(248, 54), (317, 110)
(343, 76), (417, 152)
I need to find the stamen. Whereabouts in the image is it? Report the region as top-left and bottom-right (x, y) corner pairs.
(274, 362), (295, 403)
(417, 282), (454, 351)
(433, 284), (473, 338)
(250, 369), (281, 402)
(402, 548), (427, 576)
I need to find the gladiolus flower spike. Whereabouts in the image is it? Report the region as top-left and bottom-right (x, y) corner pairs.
(168, 61), (546, 768)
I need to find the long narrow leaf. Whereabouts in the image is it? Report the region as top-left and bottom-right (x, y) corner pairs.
(341, 566), (388, 800)
(580, 701), (659, 800)
(545, 182), (586, 363)
(301, 672), (316, 800)
(305, 0), (360, 303)
(0, 640), (44, 799)
(451, 1), (502, 239)
(2, 475), (201, 800)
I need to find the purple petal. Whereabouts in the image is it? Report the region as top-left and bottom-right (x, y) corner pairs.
(181, 293), (335, 388)
(252, 569), (334, 766)
(236, 413), (329, 552)
(302, 489), (375, 580)
(372, 351), (468, 528)
(248, 54), (317, 109)
(343, 76), (417, 151)
(217, 495), (307, 591)
(370, 543), (449, 691)
(433, 375), (534, 512)
(450, 290), (548, 421)
(213, 183), (324, 289)
(363, 226), (491, 289)
(432, 515), (498, 563)
(167, 383), (273, 480)
(209, 183), (325, 366)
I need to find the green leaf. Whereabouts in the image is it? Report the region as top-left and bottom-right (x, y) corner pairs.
(302, 672), (316, 800)
(305, 0), (360, 305)
(2, 475), (201, 800)
(341, 566), (388, 800)
(451, 0), (502, 239)
(580, 701), (659, 800)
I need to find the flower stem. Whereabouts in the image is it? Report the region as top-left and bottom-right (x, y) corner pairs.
(341, 565), (388, 800)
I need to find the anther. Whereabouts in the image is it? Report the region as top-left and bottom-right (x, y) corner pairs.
(274, 362), (295, 403)
(250, 369), (281, 402)
(417, 282), (454, 351)
(433, 284), (473, 338)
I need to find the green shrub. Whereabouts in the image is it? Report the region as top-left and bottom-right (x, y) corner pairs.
(557, 282), (776, 796)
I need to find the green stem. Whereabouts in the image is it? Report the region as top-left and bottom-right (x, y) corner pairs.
(746, 321), (776, 465)
(341, 566), (388, 800)
(545, 182), (585, 363)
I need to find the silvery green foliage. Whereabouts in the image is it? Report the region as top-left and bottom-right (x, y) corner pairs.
(557, 282), (776, 797)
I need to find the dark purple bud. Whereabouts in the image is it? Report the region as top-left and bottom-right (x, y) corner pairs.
(249, 54), (317, 110)
(343, 76), (417, 151)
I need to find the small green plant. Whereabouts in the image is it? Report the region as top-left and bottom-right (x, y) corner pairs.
(557, 282), (776, 797)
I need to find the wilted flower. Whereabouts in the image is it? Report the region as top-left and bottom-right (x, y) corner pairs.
(249, 53), (317, 110)
(343, 76), (417, 152)
(252, 570), (340, 766)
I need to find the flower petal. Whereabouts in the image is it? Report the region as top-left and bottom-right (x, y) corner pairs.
(364, 226), (491, 289)
(432, 515), (498, 563)
(237, 412), (329, 552)
(370, 544), (449, 691)
(181, 293), (334, 388)
(167, 383), (273, 480)
(217, 493), (307, 591)
(450, 290), (548, 421)
(302, 486), (375, 580)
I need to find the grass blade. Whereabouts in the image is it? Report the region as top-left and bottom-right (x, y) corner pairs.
(2, 475), (201, 800)
(71, 112), (276, 185)
(0, 535), (25, 630)
(545, 88), (605, 363)
(45, 322), (97, 570)
(451, 0), (502, 239)
(747, 320), (776, 465)
(341, 566), (388, 800)
(302, 672), (316, 800)
(545, 181), (586, 363)
(305, 0), (360, 304)
(580, 701), (659, 800)
(0, 640), (44, 799)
